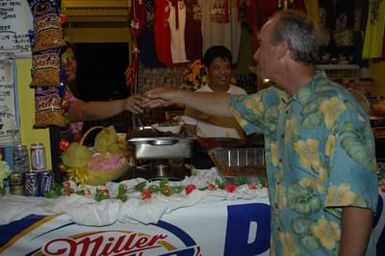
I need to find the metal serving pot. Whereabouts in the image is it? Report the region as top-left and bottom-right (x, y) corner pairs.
(128, 137), (194, 159)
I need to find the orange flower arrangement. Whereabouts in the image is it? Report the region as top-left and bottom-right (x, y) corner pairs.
(181, 59), (207, 90)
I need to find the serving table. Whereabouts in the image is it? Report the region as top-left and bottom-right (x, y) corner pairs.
(0, 169), (384, 256)
(0, 197), (270, 255)
(0, 169), (271, 255)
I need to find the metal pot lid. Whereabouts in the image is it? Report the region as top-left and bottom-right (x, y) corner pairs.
(128, 136), (194, 143)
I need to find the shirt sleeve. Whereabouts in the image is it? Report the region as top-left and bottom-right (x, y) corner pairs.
(228, 87), (284, 135)
(325, 103), (378, 214)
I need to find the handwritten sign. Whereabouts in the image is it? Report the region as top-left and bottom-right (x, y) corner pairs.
(0, 0), (33, 58)
(0, 54), (19, 146)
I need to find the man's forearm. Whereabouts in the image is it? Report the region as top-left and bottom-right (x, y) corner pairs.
(143, 88), (234, 117)
(339, 207), (373, 256)
(174, 91), (233, 117)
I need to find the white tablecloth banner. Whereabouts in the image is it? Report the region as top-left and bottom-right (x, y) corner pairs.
(0, 198), (271, 256)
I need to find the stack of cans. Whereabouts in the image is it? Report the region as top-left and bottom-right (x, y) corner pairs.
(24, 143), (54, 197)
(25, 171), (54, 197)
(13, 145), (30, 173)
(30, 143), (47, 172)
(9, 172), (24, 195)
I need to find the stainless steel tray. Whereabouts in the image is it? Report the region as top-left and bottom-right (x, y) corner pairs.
(128, 137), (194, 159)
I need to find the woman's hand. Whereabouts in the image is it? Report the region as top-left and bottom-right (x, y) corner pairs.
(123, 95), (144, 114)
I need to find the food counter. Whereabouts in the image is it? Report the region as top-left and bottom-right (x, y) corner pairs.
(0, 173), (384, 255)
(0, 169), (271, 255)
(0, 198), (271, 255)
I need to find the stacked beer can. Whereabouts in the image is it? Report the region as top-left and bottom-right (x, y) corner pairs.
(23, 143), (54, 197)
(9, 145), (30, 195)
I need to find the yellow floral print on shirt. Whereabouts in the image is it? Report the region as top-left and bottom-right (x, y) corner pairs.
(244, 95), (264, 114)
(299, 167), (327, 193)
(271, 141), (279, 166)
(279, 232), (298, 256)
(325, 135), (336, 157)
(311, 218), (341, 251)
(319, 96), (346, 129)
(294, 139), (321, 170)
(326, 183), (356, 206)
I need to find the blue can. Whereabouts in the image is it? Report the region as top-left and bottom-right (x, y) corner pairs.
(24, 172), (39, 196)
(39, 171), (54, 196)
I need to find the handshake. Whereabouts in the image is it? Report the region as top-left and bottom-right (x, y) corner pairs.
(125, 87), (184, 114)
(125, 86), (228, 119)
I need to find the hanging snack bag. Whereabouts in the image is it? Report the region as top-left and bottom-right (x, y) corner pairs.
(34, 86), (65, 128)
(29, 0), (65, 52)
(30, 48), (61, 87)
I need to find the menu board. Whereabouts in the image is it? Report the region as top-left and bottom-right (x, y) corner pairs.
(0, 54), (19, 146)
(0, 0), (33, 58)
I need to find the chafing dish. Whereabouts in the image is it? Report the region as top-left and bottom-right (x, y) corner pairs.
(208, 147), (266, 177)
(128, 136), (194, 159)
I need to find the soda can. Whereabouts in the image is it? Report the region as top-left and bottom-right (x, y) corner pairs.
(39, 171), (54, 196)
(13, 145), (30, 173)
(24, 172), (39, 196)
(30, 143), (47, 171)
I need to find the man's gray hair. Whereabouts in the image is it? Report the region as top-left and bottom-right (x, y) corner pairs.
(270, 10), (329, 65)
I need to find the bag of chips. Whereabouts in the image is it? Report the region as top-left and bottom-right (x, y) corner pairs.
(29, 0), (65, 52)
(30, 48), (61, 86)
(34, 86), (65, 127)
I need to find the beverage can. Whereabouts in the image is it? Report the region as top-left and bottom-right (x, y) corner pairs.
(30, 143), (46, 171)
(25, 172), (39, 196)
(13, 145), (30, 173)
(9, 172), (24, 195)
(39, 170), (54, 196)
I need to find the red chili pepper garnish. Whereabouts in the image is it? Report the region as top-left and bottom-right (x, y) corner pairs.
(248, 183), (257, 190)
(185, 184), (196, 195)
(65, 188), (75, 196)
(207, 183), (216, 191)
(142, 191), (152, 200)
(63, 181), (71, 187)
(101, 189), (110, 198)
(224, 183), (237, 193)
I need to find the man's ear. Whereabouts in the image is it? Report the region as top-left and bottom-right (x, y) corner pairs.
(277, 41), (289, 59)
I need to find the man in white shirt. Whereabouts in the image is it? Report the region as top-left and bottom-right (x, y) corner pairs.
(183, 45), (247, 139)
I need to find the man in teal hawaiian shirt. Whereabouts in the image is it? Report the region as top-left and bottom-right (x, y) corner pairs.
(143, 10), (378, 256)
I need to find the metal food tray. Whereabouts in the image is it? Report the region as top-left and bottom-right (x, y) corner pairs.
(128, 137), (194, 159)
(208, 147), (266, 177)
